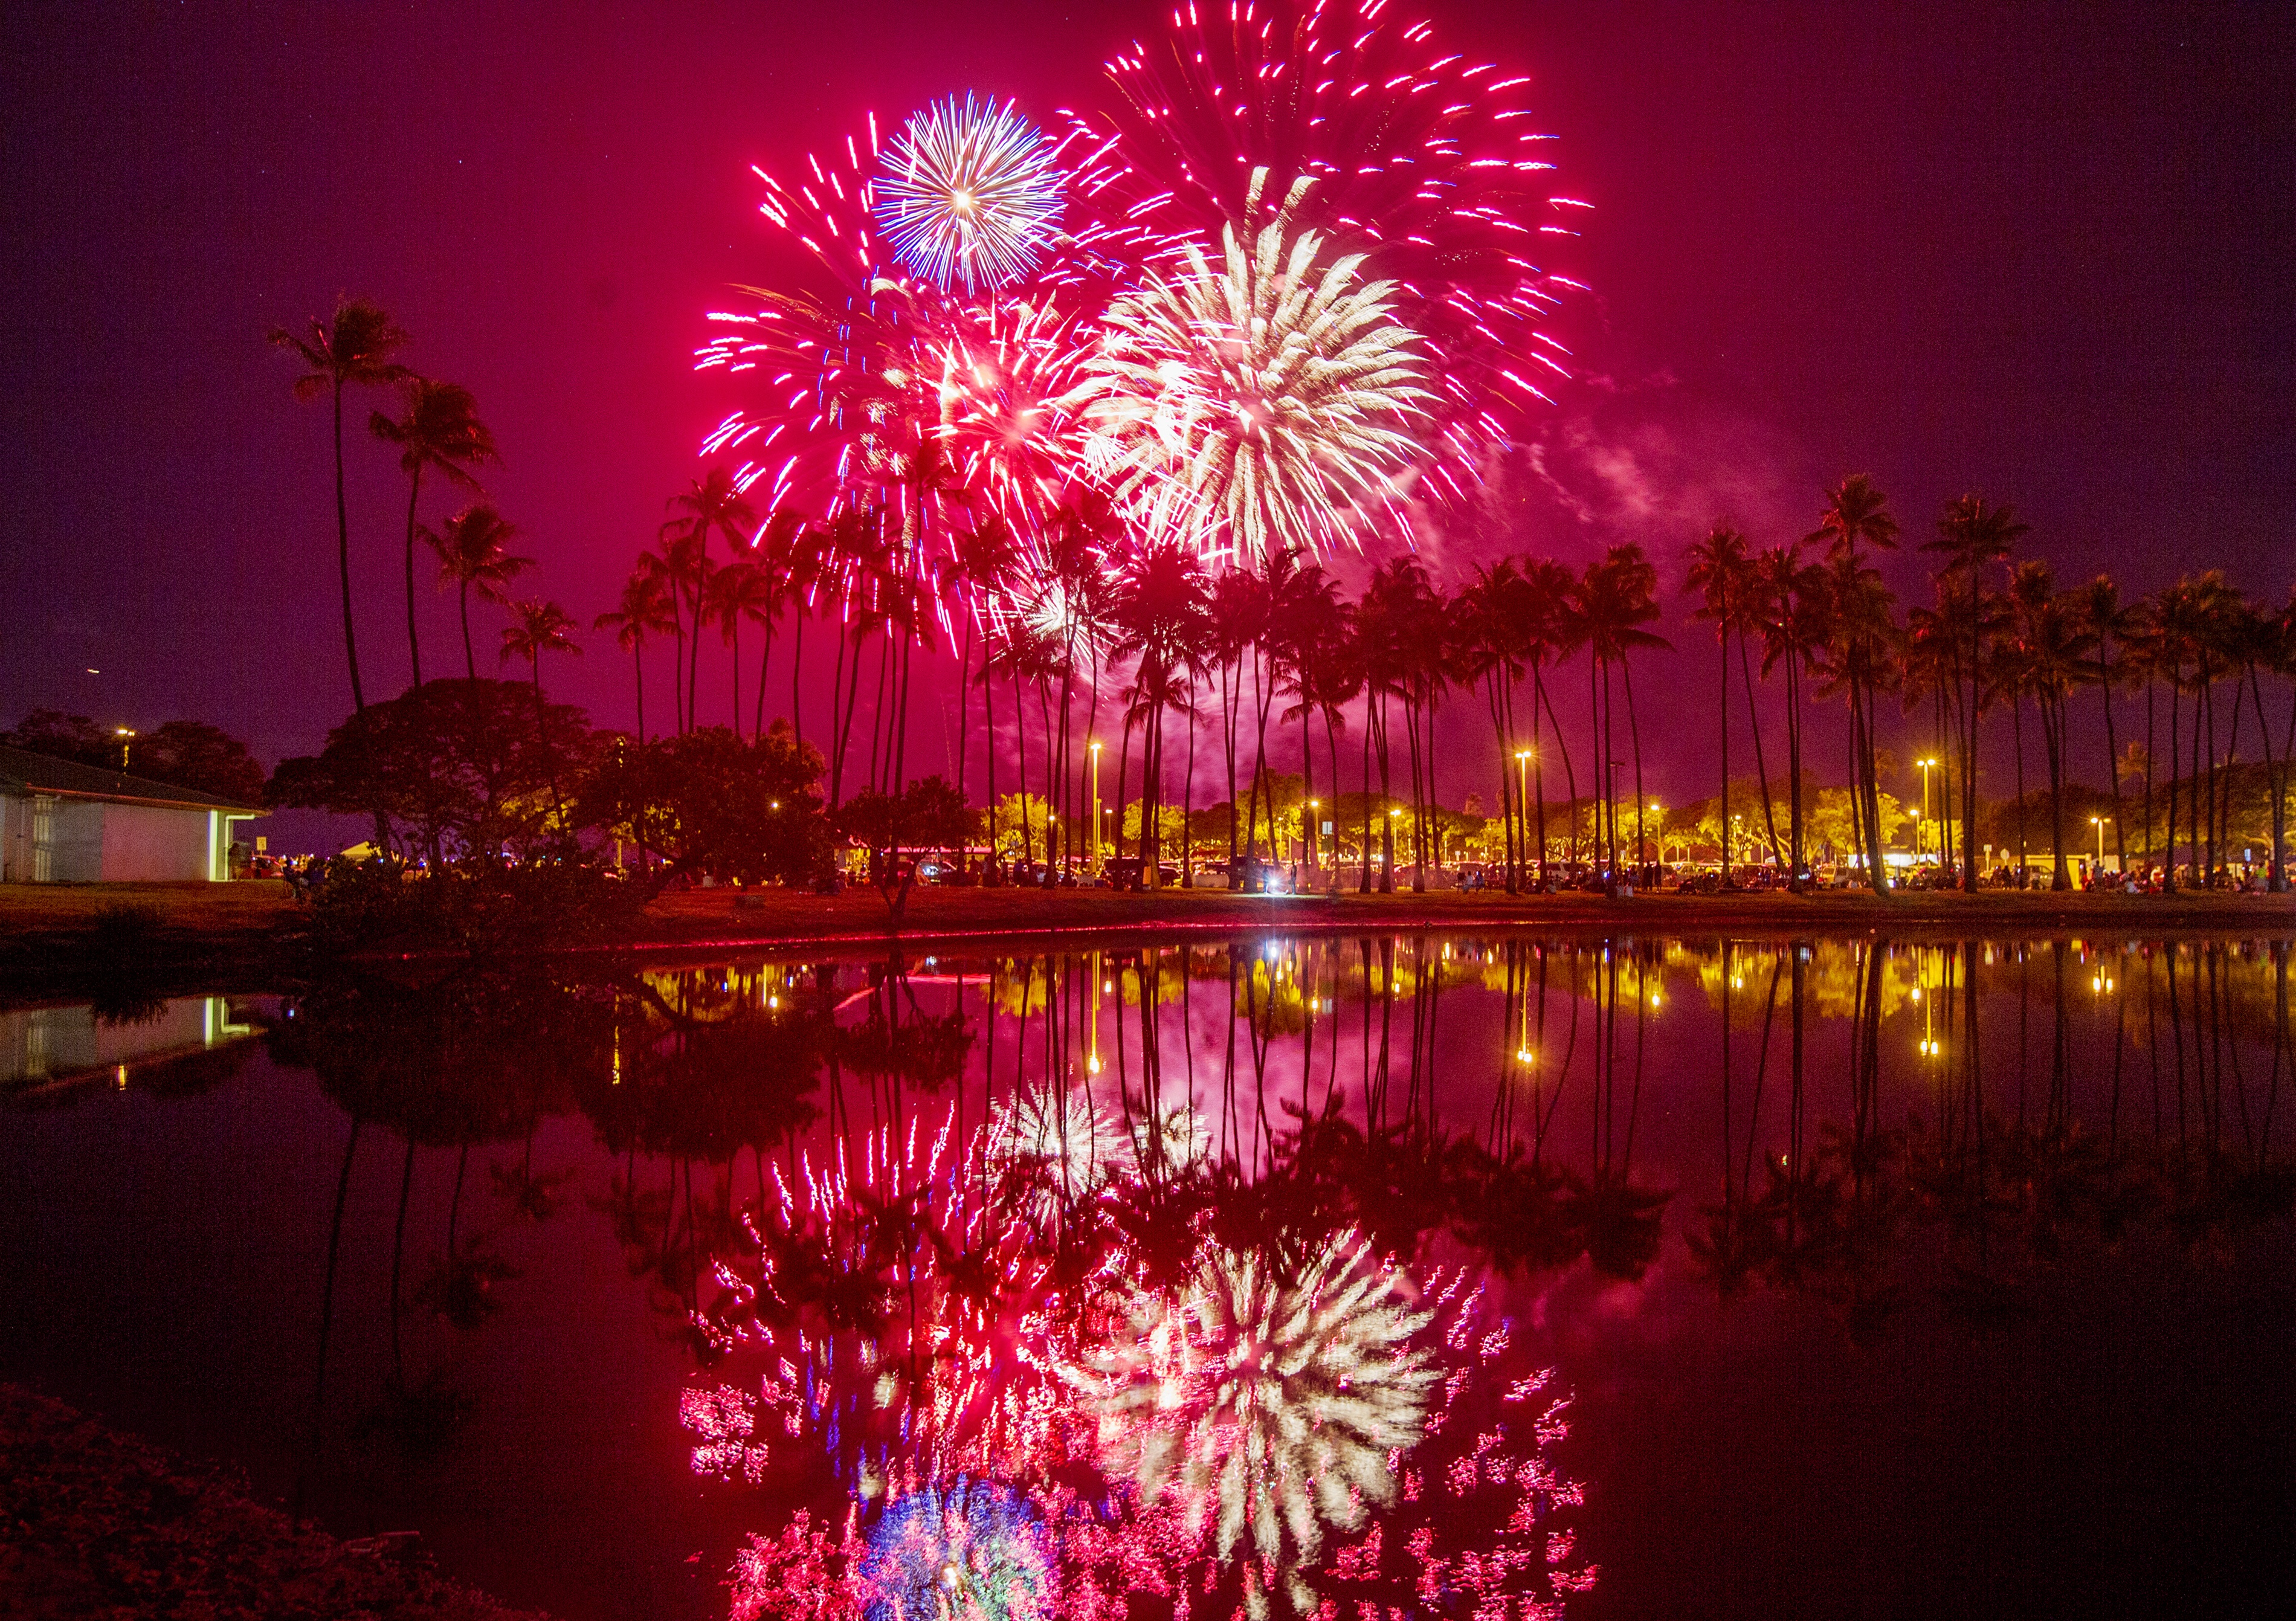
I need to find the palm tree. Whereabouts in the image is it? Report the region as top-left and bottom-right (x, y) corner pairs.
(1516, 558), (1582, 886)
(2008, 567), (2097, 889)
(705, 559), (775, 741)
(747, 509), (807, 741)
(1109, 540), (1211, 885)
(1926, 495), (2028, 889)
(2077, 577), (2136, 875)
(422, 504), (532, 678)
(946, 514), (1021, 807)
(370, 378), (498, 689)
(1575, 544), (1669, 890)
(500, 599), (582, 825)
(1808, 477), (1901, 894)
(662, 468), (759, 729)
(270, 295), (412, 711)
(1754, 545), (1831, 889)
(1457, 561), (1526, 890)
(1685, 524), (1752, 886)
(593, 572), (674, 744)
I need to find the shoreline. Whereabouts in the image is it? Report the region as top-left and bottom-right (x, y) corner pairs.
(0, 879), (2288, 994)
(0, 1382), (548, 1620)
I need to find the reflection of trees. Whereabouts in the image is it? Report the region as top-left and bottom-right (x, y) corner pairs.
(1685, 937), (2294, 1340)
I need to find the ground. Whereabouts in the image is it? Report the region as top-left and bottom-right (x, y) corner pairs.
(0, 1384), (549, 1621)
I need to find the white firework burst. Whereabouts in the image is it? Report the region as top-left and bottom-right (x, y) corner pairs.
(1079, 170), (1432, 566)
(876, 94), (1066, 295)
(1069, 1234), (1437, 1614)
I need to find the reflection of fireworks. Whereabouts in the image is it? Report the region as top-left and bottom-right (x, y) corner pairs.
(1080, 173), (1430, 565)
(860, 1477), (1061, 1620)
(992, 1081), (1132, 1214)
(1071, 1233), (1437, 1614)
(876, 95), (1066, 295)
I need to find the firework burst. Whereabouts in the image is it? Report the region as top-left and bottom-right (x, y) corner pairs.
(1079, 170), (1431, 564)
(1088, 0), (1586, 498)
(1069, 1233), (1438, 1614)
(876, 95), (1067, 295)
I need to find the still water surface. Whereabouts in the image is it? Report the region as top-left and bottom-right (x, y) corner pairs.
(4, 933), (2291, 1620)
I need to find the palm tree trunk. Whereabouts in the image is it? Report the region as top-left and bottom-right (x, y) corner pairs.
(460, 581), (477, 681)
(753, 616), (775, 741)
(634, 645), (647, 746)
(333, 380), (366, 712)
(402, 465), (425, 691)
(1719, 628), (1731, 887)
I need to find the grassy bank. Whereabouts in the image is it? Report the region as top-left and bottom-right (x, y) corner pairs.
(1, 878), (2289, 989)
(0, 1384), (546, 1620)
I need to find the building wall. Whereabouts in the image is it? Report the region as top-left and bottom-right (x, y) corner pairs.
(98, 802), (215, 880)
(0, 793), (220, 881)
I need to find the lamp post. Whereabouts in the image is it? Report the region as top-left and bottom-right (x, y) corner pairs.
(1306, 798), (1319, 877)
(1917, 758), (1937, 863)
(114, 726), (135, 770)
(1514, 749), (1532, 889)
(2091, 814), (2110, 875)
(1088, 739), (1102, 875)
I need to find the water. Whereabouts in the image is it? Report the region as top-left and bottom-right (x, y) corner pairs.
(3, 933), (2291, 1620)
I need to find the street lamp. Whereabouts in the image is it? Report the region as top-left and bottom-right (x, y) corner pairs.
(1088, 739), (1102, 872)
(2091, 814), (2110, 872)
(1514, 749), (1532, 881)
(1917, 758), (1938, 862)
(114, 726), (135, 770)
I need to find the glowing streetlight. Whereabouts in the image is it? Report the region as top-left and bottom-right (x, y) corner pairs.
(1088, 738), (1103, 872)
(1917, 758), (1938, 860)
(113, 726), (135, 769)
(2090, 814), (2111, 872)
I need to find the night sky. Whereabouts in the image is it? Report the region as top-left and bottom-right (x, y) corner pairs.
(4, 1), (2289, 822)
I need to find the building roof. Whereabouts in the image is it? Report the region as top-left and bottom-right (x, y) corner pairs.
(0, 743), (260, 812)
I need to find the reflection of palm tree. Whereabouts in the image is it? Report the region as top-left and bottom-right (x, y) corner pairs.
(269, 295), (412, 712)
(370, 378), (498, 689)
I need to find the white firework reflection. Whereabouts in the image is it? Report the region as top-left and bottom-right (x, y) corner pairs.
(990, 1080), (1133, 1220)
(1069, 1233), (1437, 1614)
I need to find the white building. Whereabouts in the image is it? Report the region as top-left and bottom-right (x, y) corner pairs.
(0, 744), (260, 882)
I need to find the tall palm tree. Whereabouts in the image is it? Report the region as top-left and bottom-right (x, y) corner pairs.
(1926, 495), (2028, 889)
(1517, 558), (1582, 886)
(1809, 477), (1901, 894)
(662, 468), (759, 730)
(1685, 524), (1752, 886)
(500, 599), (582, 825)
(705, 559), (775, 741)
(1575, 544), (1669, 891)
(947, 514), (1021, 807)
(1754, 545), (1831, 889)
(422, 504), (532, 679)
(593, 571), (675, 744)
(370, 378), (498, 689)
(745, 509), (807, 741)
(1109, 540), (1211, 885)
(2077, 576), (2136, 875)
(270, 295), (412, 712)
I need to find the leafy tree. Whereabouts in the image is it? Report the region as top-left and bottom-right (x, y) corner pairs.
(266, 678), (587, 864)
(578, 723), (827, 886)
(2, 708), (114, 768)
(138, 721), (266, 804)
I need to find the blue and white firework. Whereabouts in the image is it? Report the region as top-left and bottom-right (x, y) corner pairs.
(874, 94), (1065, 295)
